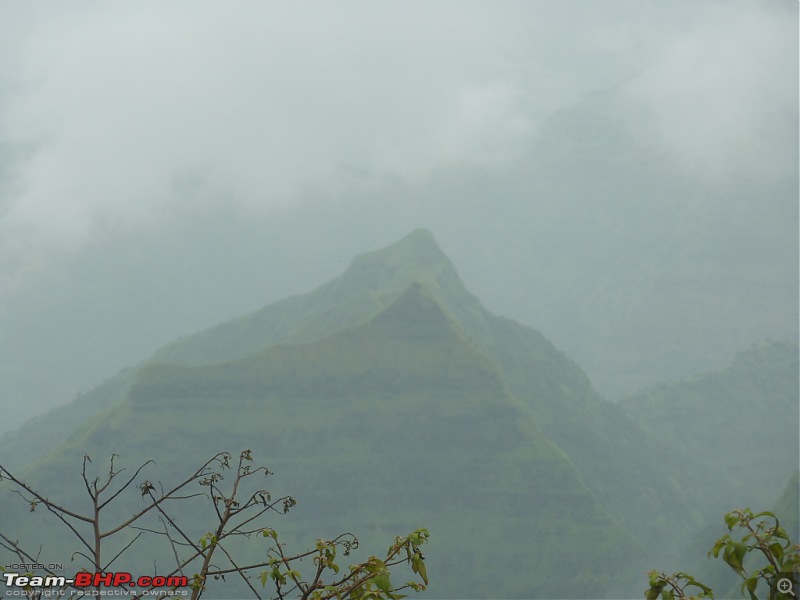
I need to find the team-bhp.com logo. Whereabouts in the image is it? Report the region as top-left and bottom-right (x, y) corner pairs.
(3, 572), (189, 595)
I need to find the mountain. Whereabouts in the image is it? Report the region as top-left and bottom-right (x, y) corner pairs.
(3, 80), (795, 438)
(149, 230), (711, 552)
(1, 272), (637, 598)
(486, 87), (798, 398)
(0, 231), (698, 553)
(0, 230), (463, 471)
(774, 470), (800, 542)
(606, 341), (799, 594)
(1, 230), (796, 598)
(658, 469), (799, 599)
(621, 340), (799, 518)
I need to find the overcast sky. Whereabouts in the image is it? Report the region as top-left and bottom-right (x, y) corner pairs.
(1, 1), (793, 251)
(0, 1), (797, 432)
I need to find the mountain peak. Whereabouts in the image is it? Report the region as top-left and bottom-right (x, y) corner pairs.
(337, 229), (468, 300)
(148, 230), (479, 369)
(348, 229), (449, 274)
(388, 228), (441, 255)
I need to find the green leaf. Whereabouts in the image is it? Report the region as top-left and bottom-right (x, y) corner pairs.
(774, 527), (791, 543)
(416, 559), (428, 586)
(709, 537), (727, 558)
(723, 541), (747, 575)
(724, 513), (740, 530)
(770, 542), (785, 563)
(743, 575), (758, 600)
(645, 582), (666, 600)
(372, 572), (391, 593)
(367, 558), (386, 574)
(691, 580), (713, 595)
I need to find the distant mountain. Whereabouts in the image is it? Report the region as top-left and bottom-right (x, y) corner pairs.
(0, 266), (637, 598)
(1, 230), (796, 598)
(2, 76), (795, 439)
(461, 86), (798, 398)
(621, 340), (799, 518)
(774, 470), (800, 541)
(1, 230), (464, 471)
(151, 229), (474, 366)
(147, 230), (714, 552)
(657, 469), (799, 599)
(611, 342), (799, 594)
(0, 231), (697, 551)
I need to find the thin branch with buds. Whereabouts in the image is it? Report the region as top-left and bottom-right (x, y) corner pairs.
(1, 450), (429, 600)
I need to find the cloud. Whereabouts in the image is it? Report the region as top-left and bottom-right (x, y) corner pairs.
(623, 0), (798, 180)
(0, 0), (795, 254)
(0, 2), (544, 247)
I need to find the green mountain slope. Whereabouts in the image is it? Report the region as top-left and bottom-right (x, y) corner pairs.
(0, 230), (452, 470)
(150, 229), (470, 367)
(0, 231), (468, 467)
(0, 230), (698, 557)
(147, 230), (705, 551)
(657, 469), (799, 600)
(0, 368), (137, 471)
(477, 89), (798, 398)
(773, 470), (800, 542)
(2, 230), (795, 598)
(1, 283), (638, 598)
(621, 340), (799, 517)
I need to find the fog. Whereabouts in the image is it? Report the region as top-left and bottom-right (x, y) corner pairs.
(0, 1), (797, 433)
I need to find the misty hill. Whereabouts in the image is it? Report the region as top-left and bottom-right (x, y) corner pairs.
(1, 277), (638, 598)
(1, 230), (796, 598)
(659, 469), (800, 600)
(621, 340), (799, 517)
(2, 72), (795, 438)
(616, 340), (799, 594)
(0, 232), (696, 551)
(0, 230), (464, 470)
(150, 229), (477, 366)
(144, 231), (717, 552)
(455, 85), (798, 399)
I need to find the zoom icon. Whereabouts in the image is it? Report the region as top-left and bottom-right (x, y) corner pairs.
(776, 575), (798, 597)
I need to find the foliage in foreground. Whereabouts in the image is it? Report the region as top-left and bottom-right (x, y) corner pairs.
(647, 508), (799, 600)
(0, 450), (429, 600)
